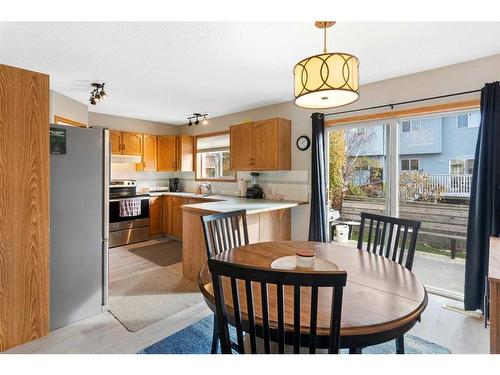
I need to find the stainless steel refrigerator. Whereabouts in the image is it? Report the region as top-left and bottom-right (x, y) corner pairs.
(50, 124), (109, 330)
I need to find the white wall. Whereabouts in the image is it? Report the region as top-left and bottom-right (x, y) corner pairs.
(50, 90), (88, 125)
(88, 111), (180, 135)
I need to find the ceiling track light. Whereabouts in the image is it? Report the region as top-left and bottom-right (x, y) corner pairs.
(186, 113), (208, 126)
(89, 82), (108, 105)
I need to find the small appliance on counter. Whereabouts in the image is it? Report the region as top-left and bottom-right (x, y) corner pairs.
(169, 177), (180, 192)
(246, 172), (264, 199)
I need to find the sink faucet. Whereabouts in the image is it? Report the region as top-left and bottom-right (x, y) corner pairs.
(199, 182), (213, 196)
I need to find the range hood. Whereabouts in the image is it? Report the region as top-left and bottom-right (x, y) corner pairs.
(111, 154), (142, 164)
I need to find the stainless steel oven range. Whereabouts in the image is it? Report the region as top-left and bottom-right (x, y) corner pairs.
(109, 180), (150, 248)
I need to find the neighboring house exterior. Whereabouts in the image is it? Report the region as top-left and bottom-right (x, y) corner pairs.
(347, 110), (480, 195)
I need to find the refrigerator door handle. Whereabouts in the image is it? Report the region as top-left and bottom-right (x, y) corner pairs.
(102, 129), (110, 306)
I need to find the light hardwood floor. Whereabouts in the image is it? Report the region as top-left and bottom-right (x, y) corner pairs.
(5, 238), (489, 354)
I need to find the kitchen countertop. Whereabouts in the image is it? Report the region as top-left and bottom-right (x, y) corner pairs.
(148, 191), (308, 215)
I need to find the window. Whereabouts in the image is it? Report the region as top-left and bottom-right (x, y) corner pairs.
(450, 158), (474, 175)
(195, 132), (235, 181)
(457, 112), (480, 129)
(401, 120), (421, 132)
(401, 158), (420, 171)
(355, 127), (366, 136)
(401, 121), (411, 132)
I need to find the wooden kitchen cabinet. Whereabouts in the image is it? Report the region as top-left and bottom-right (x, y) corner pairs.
(162, 196), (187, 238)
(122, 132), (143, 156)
(111, 131), (143, 156)
(0, 64), (50, 351)
(157, 135), (177, 171)
(230, 118), (291, 171)
(171, 197), (186, 238)
(230, 123), (253, 170)
(176, 135), (194, 172)
(149, 196), (163, 235)
(136, 134), (157, 171)
(110, 130), (122, 154)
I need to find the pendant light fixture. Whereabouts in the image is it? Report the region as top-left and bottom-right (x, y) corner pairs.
(294, 21), (359, 109)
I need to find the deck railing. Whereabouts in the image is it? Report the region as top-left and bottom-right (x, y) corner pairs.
(426, 174), (472, 197)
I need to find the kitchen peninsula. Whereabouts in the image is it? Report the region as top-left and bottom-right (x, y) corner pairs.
(180, 194), (307, 281)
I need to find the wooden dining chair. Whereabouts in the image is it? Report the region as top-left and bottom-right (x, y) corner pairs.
(356, 211), (422, 354)
(201, 210), (249, 354)
(208, 258), (347, 354)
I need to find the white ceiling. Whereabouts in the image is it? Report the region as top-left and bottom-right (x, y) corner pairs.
(1, 22), (500, 124)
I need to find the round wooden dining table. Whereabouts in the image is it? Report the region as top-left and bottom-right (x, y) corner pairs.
(197, 241), (428, 350)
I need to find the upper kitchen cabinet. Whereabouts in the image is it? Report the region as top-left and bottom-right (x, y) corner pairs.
(122, 132), (143, 156)
(111, 131), (143, 156)
(136, 134), (157, 171)
(230, 118), (291, 171)
(110, 130), (122, 154)
(157, 135), (177, 171)
(230, 123), (253, 171)
(176, 135), (194, 172)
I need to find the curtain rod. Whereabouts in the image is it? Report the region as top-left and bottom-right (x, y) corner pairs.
(323, 89), (482, 118)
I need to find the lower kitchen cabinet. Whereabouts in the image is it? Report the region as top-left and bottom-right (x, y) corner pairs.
(162, 196), (188, 238)
(150, 196), (163, 235)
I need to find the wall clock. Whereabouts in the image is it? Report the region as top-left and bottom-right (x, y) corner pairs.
(296, 135), (311, 151)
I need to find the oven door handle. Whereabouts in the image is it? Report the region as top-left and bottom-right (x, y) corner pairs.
(109, 197), (150, 202)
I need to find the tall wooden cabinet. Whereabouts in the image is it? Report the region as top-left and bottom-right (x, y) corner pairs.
(230, 118), (291, 171)
(176, 135), (194, 172)
(157, 135), (177, 171)
(0, 64), (50, 351)
(136, 134), (157, 171)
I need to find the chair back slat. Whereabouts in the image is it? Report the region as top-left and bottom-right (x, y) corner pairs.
(357, 212), (421, 271)
(260, 283), (271, 353)
(373, 219), (381, 254)
(308, 286), (319, 354)
(208, 259), (347, 354)
(328, 287), (344, 354)
(379, 222), (387, 256)
(293, 285), (301, 354)
(230, 277), (245, 354)
(392, 224), (401, 262)
(366, 218), (374, 252)
(201, 210), (249, 258)
(385, 223), (394, 258)
(245, 279), (258, 353)
(276, 284), (285, 354)
(398, 225), (409, 264)
(212, 274), (232, 353)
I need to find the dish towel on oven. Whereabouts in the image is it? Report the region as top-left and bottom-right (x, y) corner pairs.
(119, 198), (141, 217)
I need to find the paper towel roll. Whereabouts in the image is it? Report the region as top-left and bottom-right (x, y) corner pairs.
(238, 178), (247, 197)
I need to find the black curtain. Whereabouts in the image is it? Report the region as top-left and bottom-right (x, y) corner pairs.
(308, 112), (328, 242)
(465, 82), (500, 311)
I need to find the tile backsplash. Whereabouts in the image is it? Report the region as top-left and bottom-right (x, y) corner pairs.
(111, 163), (310, 201)
(111, 163), (174, 190)
(177, 170), (309, 201)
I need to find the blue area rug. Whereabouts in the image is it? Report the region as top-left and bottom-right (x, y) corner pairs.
(138, 316), (450, 354)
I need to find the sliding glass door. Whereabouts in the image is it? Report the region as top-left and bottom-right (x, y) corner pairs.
(327, 109), (480, 299)
(327, 120), (391, 244)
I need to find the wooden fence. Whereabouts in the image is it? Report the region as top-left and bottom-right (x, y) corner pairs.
(340, 195), (469, 257)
